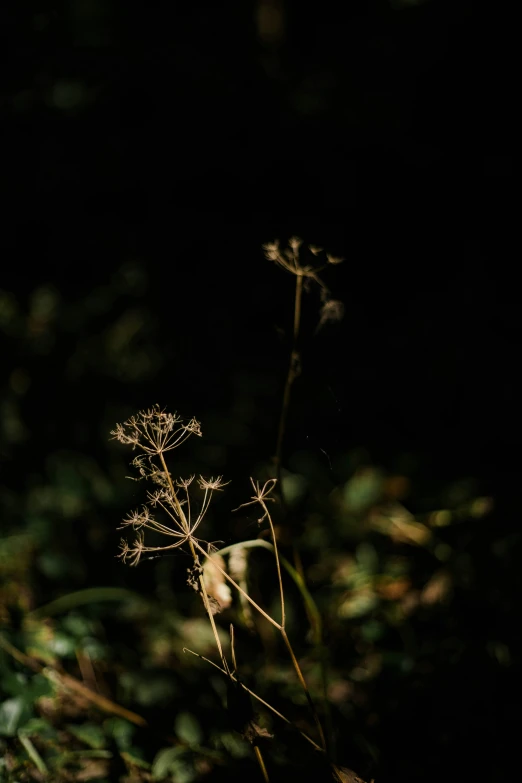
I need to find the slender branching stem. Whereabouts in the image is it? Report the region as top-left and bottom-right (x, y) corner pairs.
(261, 499), (285, 629)
(182, 647), (323, 754)
(217, 540), (333, 755)
(159, 451), (229, 671)
(274, 272), (303, 489)
(280, 628), (327, 751)
(262, 498), (327, 752)
(159, 452), (184, 518)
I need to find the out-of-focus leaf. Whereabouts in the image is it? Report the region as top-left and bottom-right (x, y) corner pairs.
(281, 471), (307, 506)
(119, 671), (178, 707)
(343, 468), (383, 514)
(103, 717), (135, 750)
(376, 577), (411, 601)
(18, 732), (49, 774)
(338, 590), (379, 619)
(18, 717), (57, 740)
(420, 570), (452, 605)
(214, 731), (250, 758)
(369, 503), (431, 545)
(175, 712), (203, 746)
(0, 697), (27, 736)
(151, 746), (186, 779)
(67, 722), (107, 749)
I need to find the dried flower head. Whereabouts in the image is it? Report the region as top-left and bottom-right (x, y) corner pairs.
(317, 298), (345, 331)
(119, 506), (154, 530)
(262, 238), (344, 333)
(117, 531), (145, 567)
(326, 254), (344, 265)
(116, 475), (228, 567)
(113, 406), (228, 567)
(198, 476), (229, 492)
(233, 478), (277, 524)
(111, 405), (201, 455)
(263, 237), (343, 282)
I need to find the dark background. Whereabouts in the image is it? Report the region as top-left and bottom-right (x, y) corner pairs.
(1, 2), (518, 782)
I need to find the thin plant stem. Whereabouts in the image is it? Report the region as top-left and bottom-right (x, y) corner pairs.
(191, 539), (228, 670)
(218, 540), (334, 754)
(158, 452), (184, 519)
(208, 499), (327, 752)
(274, 272), (303, 489)
(261, 499), (285, 629)
(280, 628), (326, 752)
(182, 647), (323, 754)
(216, 540), (322, 644)
(261, 498), (327, 752)
(254, 745), (270, 782)
(159, 452), (229, 672)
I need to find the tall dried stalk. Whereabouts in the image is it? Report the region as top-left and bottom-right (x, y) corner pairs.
(264, 237), (344, 494)
(110, 238), (358, 781)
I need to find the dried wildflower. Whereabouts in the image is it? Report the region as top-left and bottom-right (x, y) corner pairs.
(177, 475), (196, 490)
(233, 478), (277, 524)
(111, 405), (201, 455)
(198, 476), (229, 492)
(262, 240), (280, 262)
(263, 236), (343, 287)
(326, 254), (344, 265)
(118, 531), (145, 567)
(288, 236), (303, 252)
(117, 474), (228, 566)
(113, 406), (228, 567)
(119, 506), (153, 530)
(317, 298), (345, 331)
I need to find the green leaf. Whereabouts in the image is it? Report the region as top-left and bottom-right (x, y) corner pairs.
(18, 732), (49, 775)
(0, 671), (28, 697)
(120, 750), (151, 769)
(152, 746), (186, 779)
(67, 722), (107, 749)
(216, 731), (250, 759)
(343, 468), (383, 513)
(103, 717), (135, 750)
(0, 697), (27, 736)
(61, 613), (95, 638)
(119, 671), (178, 707)
(339, 591), (379, 619)
(174, 712), (202, 746)
(19, 717), (58, 740)
(280, 472), (307, 507)
(27, 674), (54, 702)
